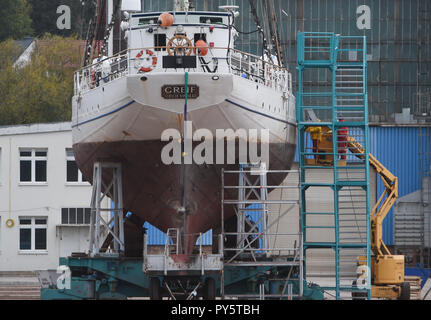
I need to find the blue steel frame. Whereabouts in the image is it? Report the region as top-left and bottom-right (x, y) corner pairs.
(296, 32), (371, 300)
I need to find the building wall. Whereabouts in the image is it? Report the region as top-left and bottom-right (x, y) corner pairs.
(293, 126), (430, 245)
(144, 221), (213, 246)
(268, 163), (377, 245)
(0, 123), (108, 271)
(369, 126), (431, 245)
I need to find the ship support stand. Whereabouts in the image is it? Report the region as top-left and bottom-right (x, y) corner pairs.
(39, 161), (323, 299)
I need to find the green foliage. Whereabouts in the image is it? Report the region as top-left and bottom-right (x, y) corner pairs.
(0, 35), (81, 125)
(0, 0), (33, 41)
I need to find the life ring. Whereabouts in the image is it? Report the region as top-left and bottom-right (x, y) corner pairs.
(5, 218), (14, 228)
(135, 49), (158, 73)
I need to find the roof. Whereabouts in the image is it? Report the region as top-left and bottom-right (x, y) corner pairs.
(15, 37), (35, 55)
(13, 37), (35, 62)
(0, 122), (72, 137)
(396, 190), (421, 203)
(12, 38), (86, 68)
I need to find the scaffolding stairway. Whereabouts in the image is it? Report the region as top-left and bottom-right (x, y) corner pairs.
(297, 32), (371, 300)
(221, 164), (305, 300)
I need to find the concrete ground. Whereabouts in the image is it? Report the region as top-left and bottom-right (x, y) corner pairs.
(0, 272), (41, 300)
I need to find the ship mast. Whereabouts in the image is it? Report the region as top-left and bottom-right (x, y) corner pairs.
(174, 0), (195, 12)
(83, 0), (123, 66)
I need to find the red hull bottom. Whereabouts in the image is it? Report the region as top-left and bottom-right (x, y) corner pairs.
(73, 140), (296, 255)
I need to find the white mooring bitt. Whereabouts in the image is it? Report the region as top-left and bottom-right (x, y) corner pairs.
(89, 162), (125, 256)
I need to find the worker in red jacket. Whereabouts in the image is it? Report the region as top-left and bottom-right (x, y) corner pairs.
(338, 119), (348, 160)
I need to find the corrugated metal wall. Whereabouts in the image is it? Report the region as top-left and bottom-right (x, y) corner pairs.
(144, 222), (213, 245)
(294, 126), (431, 245)
(140, 0), (431, 123)
(369, 126), (431, 245)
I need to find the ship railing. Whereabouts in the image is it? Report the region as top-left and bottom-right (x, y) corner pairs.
(74, 49), (129, 95)
(74, 47), (292, 95)
(222, 232), (303, 266)
(143, 230), (224, 275)
(228, 49), (292, 93)
(162, 230), (224, 257)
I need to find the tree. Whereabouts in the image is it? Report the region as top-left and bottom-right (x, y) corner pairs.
(0, 35), (82, 125)
(0, 40), (22, 124)
(0, 0), (33, 41)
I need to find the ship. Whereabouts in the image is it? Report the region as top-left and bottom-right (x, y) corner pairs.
(72, 0), (297, 255)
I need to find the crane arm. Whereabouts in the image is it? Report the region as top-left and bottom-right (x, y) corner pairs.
(346, 136), (398, 256)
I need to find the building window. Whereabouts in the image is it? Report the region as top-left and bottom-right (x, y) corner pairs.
(61, 208), (91, 225)
(19, 149), (47, 183)
(66, 149), (87, 183)
(19, 217), (47, 251)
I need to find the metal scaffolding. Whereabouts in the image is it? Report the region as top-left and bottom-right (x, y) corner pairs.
(89, 162), (125, 256)
(296, 32), (371, 300)
(221, 164), (304, 300)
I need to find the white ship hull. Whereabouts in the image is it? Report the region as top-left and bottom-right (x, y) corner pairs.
(72, 73), (296, 145)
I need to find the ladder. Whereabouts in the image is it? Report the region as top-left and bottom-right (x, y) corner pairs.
(165, 228), (182, 255)
(221, 165), (304, 299)
(297, 32), (371, 300)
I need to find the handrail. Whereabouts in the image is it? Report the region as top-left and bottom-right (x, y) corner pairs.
(74, 46), (292, 96)
(75, 47), (288, 73)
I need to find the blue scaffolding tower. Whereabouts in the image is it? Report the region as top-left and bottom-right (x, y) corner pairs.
(296, 32), (371, 300)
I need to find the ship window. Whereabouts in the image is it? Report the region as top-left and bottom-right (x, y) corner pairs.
(154, 34), (167, 51)
(138, 18), (157, 26)
(194, 33), (207, 44)
(199, 17), (223, 24)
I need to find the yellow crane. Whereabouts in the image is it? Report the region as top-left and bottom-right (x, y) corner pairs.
(306, 126), (411, 300)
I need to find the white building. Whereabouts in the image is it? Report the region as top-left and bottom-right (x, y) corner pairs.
(0, 122), (108, 271)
